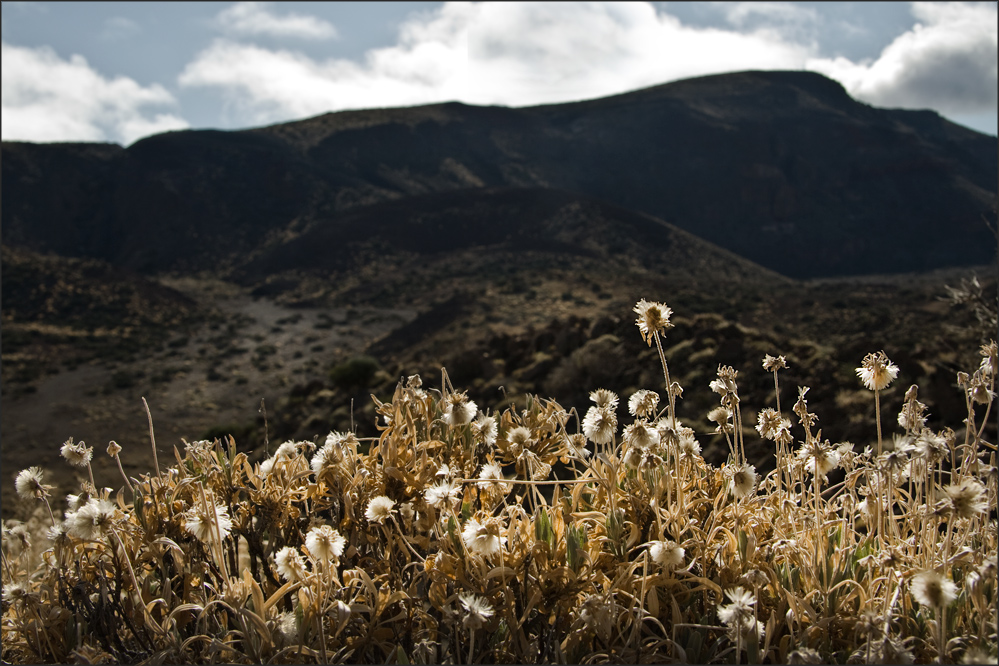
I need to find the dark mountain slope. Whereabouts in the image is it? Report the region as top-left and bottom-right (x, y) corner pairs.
(231, 186), (788, 316)
(2, 142), (125, 259)
(2, 70), (995, 278)
(235, 186), (775, 277)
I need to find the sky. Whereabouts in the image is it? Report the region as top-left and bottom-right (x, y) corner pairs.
(2, 1), (996, 146)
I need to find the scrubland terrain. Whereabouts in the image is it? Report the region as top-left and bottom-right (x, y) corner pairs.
(2, 69), (996, 664)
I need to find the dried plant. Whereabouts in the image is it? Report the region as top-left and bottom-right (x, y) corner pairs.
(2, 300), (996, 664)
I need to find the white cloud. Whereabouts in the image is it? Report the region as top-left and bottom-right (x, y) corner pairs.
(179, 1), (814, 126)
(807, 2), (997, 114)
(215, 2), (338, 40)
(1, 41), (189, 145)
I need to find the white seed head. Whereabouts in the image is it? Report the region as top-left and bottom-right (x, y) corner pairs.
(649, 540), (685, 569)
(68, 498), (117, 540)
(589, 388), (619, 410)
(856, 351), (899, 391)
(60, 438), (93, 467)
(305, 525), (346, 563)
(727, 464), (757, 499)
(458, 593), (494, 630)
(425, 480), (462, 508)
(943, 478), (988, 520)
(762, 354), (788, 372)
(461, 517), (506, 557)
(15, 467), (50, 500)
(443, 393), (477, 427)
(365, 496), (395, 524)
(184, 500), (233, 544)
(582, 406), (617, 445)
(910, 570), (957, 608)
(628, 389), (660, 418)
(274, 546), (308, 583)
(622, 421), (659, 450)
(634, 299), (673, 345)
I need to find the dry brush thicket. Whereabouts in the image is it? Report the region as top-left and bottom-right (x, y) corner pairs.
(2, 300), (996, 664)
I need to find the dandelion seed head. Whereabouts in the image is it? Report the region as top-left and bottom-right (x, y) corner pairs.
(756, 408), (783, 440)
(913, 431), (948, 462)
(305, 525), (346, 563)
(582, 406), (617, 445)
(65, 491), (91, 514)
(565, 433), (591, 460)
(856, 351), (899, 391)
(425, 480), (462, 508)
(261, 440), (304, 475)
(184, 500), (232, 544)
(277, 611), (298, 642)
(788, 647), (823, 664)
(910, 570), (957, 608)
(579, 594), (617, 641)
(15, 467), (50, 500)
(622, 421), (659, 450)
(679, 434), (702, 458)
(477, 461), (508, 490)
(3, 523), (31, 555)
(708, 406), (733, 434)
(443, 393), (477, 427)
(961, 647), (996, 665)
(461, 517), (506, 557)
(718, 586), (756, 631)
(649, 540), (684, 569)
(471, 414), (498, 446)
(628, 389), (659, 417)
(46, 520), (71, 544)
(589, 388), (619, 410)
(274, 546), (308, 583)
(311, 442), (336, 475)
(274, 440), (302, 460)
(623, 446), (643, 470)
(69, 498), (117, 540)
(365, 496), (395, 524)
(656, 418), (690, 448)
(711, 366), (739, 395)
(798, 440), (841, 480)
(459, 592), (493, 630)
(640, 450), (664, 471)
(762, 354), (788, 373)
(727, 464), (757, 499)
(60, 438), (92, 467)
(3, 581), (30, 604)
(506, 427), (532, 448)
(634, 299), (673, 345)
(943, 478), (988, 520)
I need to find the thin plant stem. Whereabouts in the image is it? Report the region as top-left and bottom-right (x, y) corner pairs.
(654, 332), (677, 430)
(773, 371), (781, 415)
(142, 397), (164, 486)
(111, 448), (135, 496)
(875, 389), (883, 457)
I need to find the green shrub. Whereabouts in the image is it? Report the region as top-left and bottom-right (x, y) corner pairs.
(329, 355), (380, 389)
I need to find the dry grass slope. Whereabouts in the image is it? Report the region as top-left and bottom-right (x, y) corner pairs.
(2, 300), (996, 665)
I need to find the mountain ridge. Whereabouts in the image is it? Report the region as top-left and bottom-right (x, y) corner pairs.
(2, 69), (995, 279)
